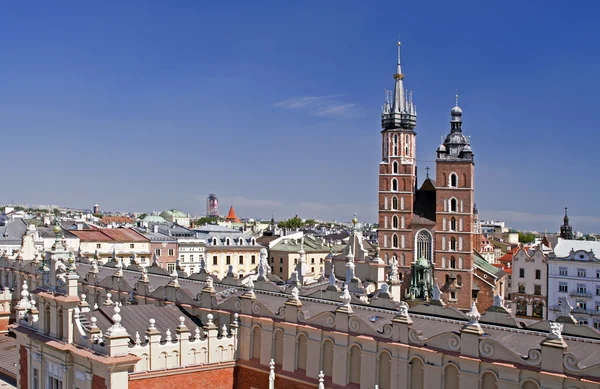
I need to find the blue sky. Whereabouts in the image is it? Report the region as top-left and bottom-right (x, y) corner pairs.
(1, 1), (599, 232)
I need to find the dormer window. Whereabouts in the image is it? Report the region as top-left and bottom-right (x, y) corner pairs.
(226, 238), (231, 245)
(212, 237), (218, 245)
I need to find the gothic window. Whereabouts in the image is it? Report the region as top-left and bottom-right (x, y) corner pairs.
(384, 197), (388, 210)
(401, 235), (405, 248)
(392, 196), (398, 210)
(393, 161), (399, 174)
(392, 234), (399, 248)
(393, 134), (398, 156)
(450, 173), (458, 188)
(392, 179), (398, 192)
(457, 274), (462, 286)
(458, 257), (463, 269)
(401, 216), (405, 229)
(450, 257), (456, 269)
(416, 230), (433, 263)
(462, 173), (467, 188)
(450, 198), (458, 212)
(392, 216), (399, 229)
(450, 237), (457, 251)
(251, 327), (261, 359)
(401, 253), (406, 266)
(405, 135), (410, 156)
(400, 197), (404, 210)
(459, 237), (463, 251)
(442, 256), (446, 268)
(450, 217), (457, 231)
(384, 216), (388, 229)
(443, 217), (447, 231)
(442, 173), (447, 187)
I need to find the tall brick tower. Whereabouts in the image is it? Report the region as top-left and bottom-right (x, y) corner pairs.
(434, 96), (476, 309)
(378, 42), (417, 273)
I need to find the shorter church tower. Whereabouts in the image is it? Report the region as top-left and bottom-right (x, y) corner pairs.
(560, 208), (574, 240)
(434, 97), (476, 309)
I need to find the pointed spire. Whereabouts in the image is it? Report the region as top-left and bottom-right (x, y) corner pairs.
(392, 41), (405, 114)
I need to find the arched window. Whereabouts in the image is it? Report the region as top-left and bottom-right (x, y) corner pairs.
(450, 173), (458, 188)
(251, 326), (261, 360)
(458, 257), (463, 269)
(392, 179), (398, 192)
(393, 134), (398, 156)
(450, 217), (457, 231)
(442, 256), (446, 268)
(392, 234), (399, 248)
(401, 216), (405, 229)
(405, 135), (410, 156)
(393, 161), (399, 174)
(445, 274), (449, 284)
(444, 364), (459, 389)
(450, 257), (456, 269)
(348, 345), (361, 384)
(450, 198), (458, 212)
(442, 173), (447, 187)
(462, 173), (468, 188)
(392, 216), (399, 229)
(296, 334), (308, 371)
(457, 274), (462, 286)
(384, 197), (388, 210)
(480, 372), (497, 389)
(450, 237), (457, 251)
(416, 230), (432, 263)
(392, 196), (398, 210)
(521, 380), (540, 389)
(378, 351), (392, 389)
(321, 340), (334, 377)
(57, 308), (64, 340)
(44, 305), (51, 335)
(409, 358), (424, 389)
(273, 330), (284, 365)
(401, 253), (406, 266)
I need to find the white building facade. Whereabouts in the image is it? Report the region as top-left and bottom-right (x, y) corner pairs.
(548, 238), (600, 329)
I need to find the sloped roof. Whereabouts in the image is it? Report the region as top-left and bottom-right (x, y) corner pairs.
(70, 228), (149, 242)
(225, 206), (240, 223)
(101, 216), (133, 225)
(554, 238), (600, 258)
(474, 251), (505, 278)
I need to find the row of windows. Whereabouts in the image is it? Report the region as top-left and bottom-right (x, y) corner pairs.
(387, 133), (411, 157)
(382, 196), (404, 211)
(383, 215), (406, 229)
(517, 283), (543, 295)
(154, 248), (175, 256)
(558, 282), (600, 296)
(177, 255), (257, 265)
(442, 216), (463, 232)
(558, 267), (600, 278)
(518, 268), (542, 279)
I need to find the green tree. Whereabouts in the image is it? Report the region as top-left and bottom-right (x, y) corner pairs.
(193, 216), (217, 227)
(278, 216), (305, 229)
(518, 231), (536, 243)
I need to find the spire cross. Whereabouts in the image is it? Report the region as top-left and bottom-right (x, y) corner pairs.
(425, 166), (430, 178)
(455, 89), (459, 106)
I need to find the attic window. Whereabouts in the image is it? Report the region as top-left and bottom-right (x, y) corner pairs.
(369, 316), (383, 322)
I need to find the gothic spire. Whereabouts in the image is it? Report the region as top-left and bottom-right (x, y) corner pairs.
(392, 41), (405, 114)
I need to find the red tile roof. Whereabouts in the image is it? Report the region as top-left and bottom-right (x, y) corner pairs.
(70, 228), (149, 242)
(101, 216), (133, 225)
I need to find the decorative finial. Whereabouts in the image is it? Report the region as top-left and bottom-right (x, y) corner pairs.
(90, 316), (98, 328)
(195, 326), (201, 340)
(340, 283), (351, 308)
(207, 313), (214, 326)
(135, 331), (141, 346)
(247, 278), (254, 292)
(148, 318), (156, 330)
(291, 286), (299, 301)
(179, 316), (185, 327)
(318, 371), (325, 389)
(466, 301), (481, 326)
(165, 328), (172, 342)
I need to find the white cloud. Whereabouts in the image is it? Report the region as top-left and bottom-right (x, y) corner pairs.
(274, 95), (360, 118)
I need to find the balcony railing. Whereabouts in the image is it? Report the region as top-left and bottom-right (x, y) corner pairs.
(570, 292), (592, 298)
(572, 308), (600, 316)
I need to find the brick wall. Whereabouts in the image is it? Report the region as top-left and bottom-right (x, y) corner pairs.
(234, 365), (317, 389)
(18, 345), (27, 389)
(92, 375), (108, 389)
(129, 365), (234, 389)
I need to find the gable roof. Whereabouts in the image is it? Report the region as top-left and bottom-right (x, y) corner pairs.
(474, 250), (505, 278)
